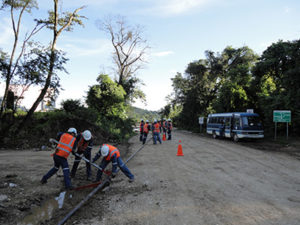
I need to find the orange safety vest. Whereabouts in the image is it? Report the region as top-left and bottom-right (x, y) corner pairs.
(104, 145), (120, 161)
(56, 133), (76, 159)
(77, 135), (88, 153)
(143, 123), (149, 133)
(154, 123), (160, 133)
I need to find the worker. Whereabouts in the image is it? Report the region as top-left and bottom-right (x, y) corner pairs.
(158, 120), (162, 133)
(162, 118), (167, 136)
(142, 120), (151, 145)
(40, 128), (78, 190)
(153, 119), (162, 144)
(167, 119), (173, 140)
(92, 144), (134, 182)
(139, 119), (144, 142)
(70, 130), (93, 181)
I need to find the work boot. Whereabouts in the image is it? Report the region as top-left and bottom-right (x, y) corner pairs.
(66, 186), (74, 191)
(40, 178), (47, 184)
(128, 177), (135, 183)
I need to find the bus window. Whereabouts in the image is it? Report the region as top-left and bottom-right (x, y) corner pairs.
(233, 117), (240, 127)
(242, 117), (248, 126)
(225, 117), (231, 126)
(247, 116), (262, 126)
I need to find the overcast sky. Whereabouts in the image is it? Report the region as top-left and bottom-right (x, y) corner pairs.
(0, 0), (299, 111)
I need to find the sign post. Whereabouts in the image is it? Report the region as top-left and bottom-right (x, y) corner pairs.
(273, 110), (291, 140)
(199, 117), (204, 133)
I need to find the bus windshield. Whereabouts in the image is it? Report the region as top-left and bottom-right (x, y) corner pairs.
(242, 116), (262, 127)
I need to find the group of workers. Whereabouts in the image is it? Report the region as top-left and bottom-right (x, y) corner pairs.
(139, 118), (173, 145)
(40, 128), (134, 190)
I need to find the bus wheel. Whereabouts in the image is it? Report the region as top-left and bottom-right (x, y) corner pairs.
(212, 132), (217, 139)
(233, 134), (239, 142)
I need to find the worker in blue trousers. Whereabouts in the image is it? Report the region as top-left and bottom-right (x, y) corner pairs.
(153, 119), (162, 144)
(92, 144), (134, 183)
(40, 128), (78, 190)
(70, 130), (94, 181)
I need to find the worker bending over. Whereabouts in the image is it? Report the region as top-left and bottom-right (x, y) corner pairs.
(92, 144), (135, 183)
(40, 128), (77, 190)
(70, 130), (93, 181)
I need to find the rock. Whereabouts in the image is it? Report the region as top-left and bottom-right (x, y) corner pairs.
(0, 195), (8, 202)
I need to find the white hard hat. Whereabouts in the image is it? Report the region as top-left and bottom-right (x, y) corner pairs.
(82, 130), (92, 141)
(101, 145), (109, 157)
(168, 118), (171, 121)
(68, 127), (77, 136)
(146, 120), (149, 123)
(154, 119), (157, 123)
(141, 119), (144, 122)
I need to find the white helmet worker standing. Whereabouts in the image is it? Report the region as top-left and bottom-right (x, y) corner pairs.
(70, 129), (94, 180)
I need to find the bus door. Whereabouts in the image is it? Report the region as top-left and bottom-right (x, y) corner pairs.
(224, 117), (231, 138)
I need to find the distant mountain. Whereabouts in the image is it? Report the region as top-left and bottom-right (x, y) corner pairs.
(127, 106), (160, 123)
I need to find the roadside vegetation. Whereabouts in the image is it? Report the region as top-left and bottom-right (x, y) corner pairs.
(162, 40), (300, 138)
(0, 1), (299, 149)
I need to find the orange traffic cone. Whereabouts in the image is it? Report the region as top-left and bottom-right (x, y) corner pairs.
(177, 140), (184, 156)
(162, 133), (166, 141)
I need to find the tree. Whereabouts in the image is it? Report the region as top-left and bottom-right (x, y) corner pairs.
(253, 39), (300, 134)
(212, 46), (258, 112)
(17, 0), (85, 131)
(0, 0), (45, 115)
(86, 74), (126, 118)
(98, 15), (149, 101)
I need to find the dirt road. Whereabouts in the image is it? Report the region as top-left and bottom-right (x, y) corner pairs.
(1, 129), (300, 225)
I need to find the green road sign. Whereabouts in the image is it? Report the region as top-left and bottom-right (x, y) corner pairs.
(273, 110), (291, 122)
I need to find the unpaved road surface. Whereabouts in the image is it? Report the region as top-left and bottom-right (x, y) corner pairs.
(1, 129), (300, 225)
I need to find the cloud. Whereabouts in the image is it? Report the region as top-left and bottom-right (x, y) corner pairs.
(59, 37), (112, 57)
(152, 51), (174, 57)
(139, 0), (213, 16)
(0, 17), (14, 47)
(284, 6), (291, 14)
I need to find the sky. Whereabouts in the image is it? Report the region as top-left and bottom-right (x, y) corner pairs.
(0, 0), (300, 111)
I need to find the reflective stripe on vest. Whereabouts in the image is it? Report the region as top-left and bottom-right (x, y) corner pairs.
(154, 123), (160, 133)
(105, 145), (120, 161)
(56, 133), (75, 158)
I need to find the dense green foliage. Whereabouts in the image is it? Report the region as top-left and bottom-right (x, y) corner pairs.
(168, 40), (300, 136)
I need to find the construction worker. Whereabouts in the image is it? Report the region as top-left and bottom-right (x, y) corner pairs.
(142, 120), (151, 144)
(139, 119), (144, 142)
(167, 119), (173, 140)
(92, 144), (134, 182)
(40, 128), (77, 190)
(153, 119), (162, 144)
(70, 130), (93, 180)
(162, 118), (167, 136)
(158, 120), (162, 133)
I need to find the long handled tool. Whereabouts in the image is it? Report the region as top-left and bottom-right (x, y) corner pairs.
(49, 138), (111, 175)
(57, 137), (153, 225)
